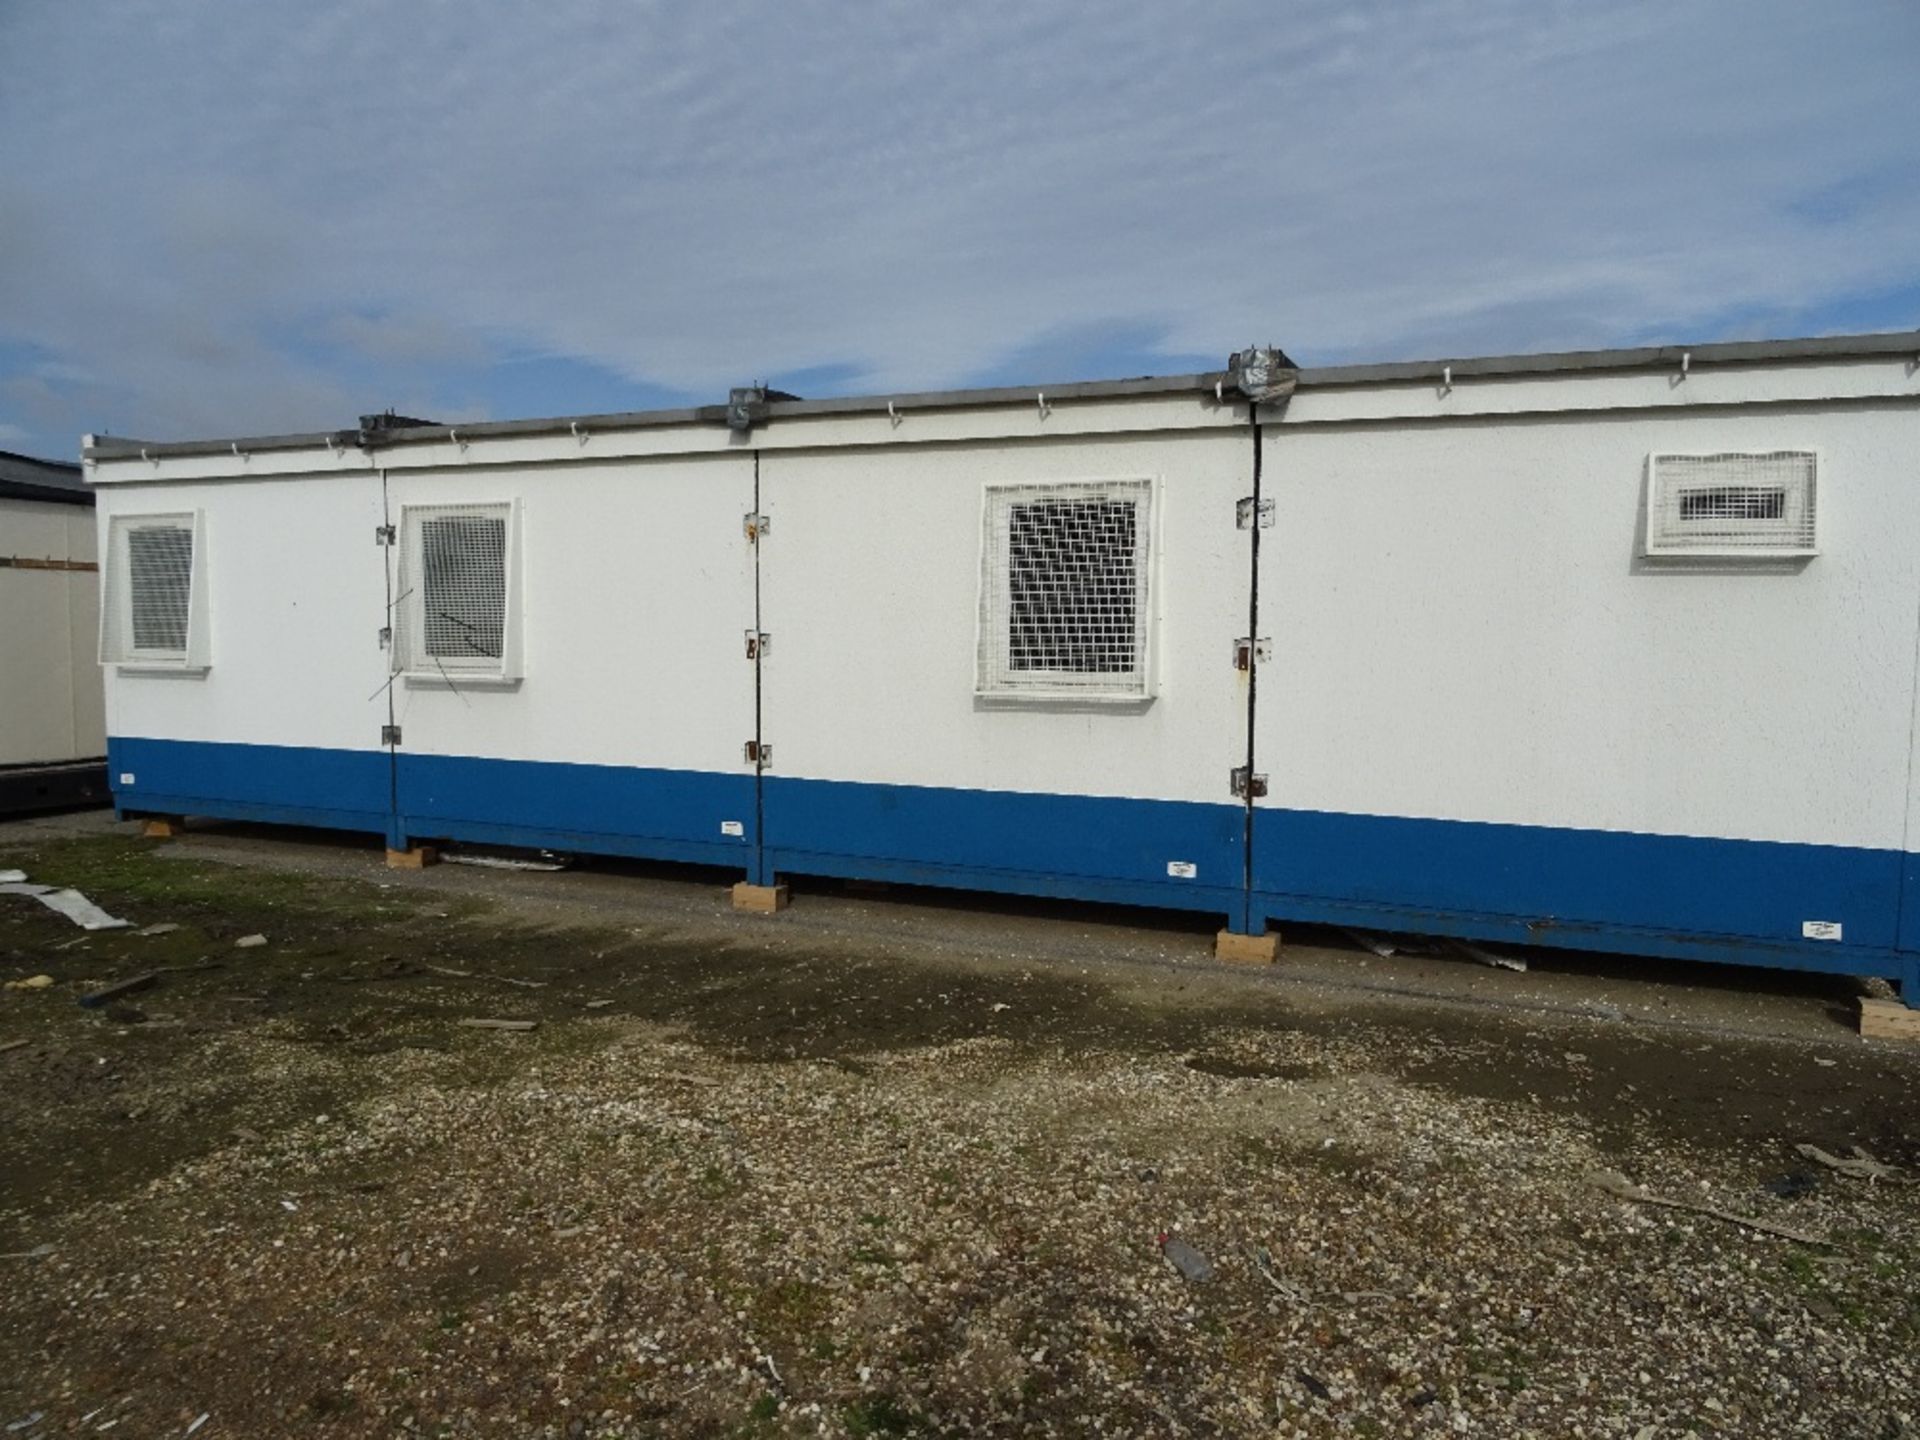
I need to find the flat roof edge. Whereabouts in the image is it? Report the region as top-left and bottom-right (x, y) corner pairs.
(84, 328), (1920, 462)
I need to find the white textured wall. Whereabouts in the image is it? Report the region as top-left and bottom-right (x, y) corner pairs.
(759, 430), (1249, 803)
(387, 453), (755, 774)
(1258, 405), (1920, 849)
(94, 473), (388, 751)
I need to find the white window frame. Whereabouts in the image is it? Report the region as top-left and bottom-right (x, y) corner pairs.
(974, 477), (1157, 703)
(1644, 451), (1819, 559)
(394, 499), (524, 688)
(100, 510), (210, 674)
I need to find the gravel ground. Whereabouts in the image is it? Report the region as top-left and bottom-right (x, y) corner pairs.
(1, 825), (1917, 1438)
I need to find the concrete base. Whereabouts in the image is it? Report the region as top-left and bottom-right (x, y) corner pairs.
(1859, 997), (1920, 1043)
(732, 882), (791, 914)
(386, 845), (440, 870)
(141, 817), (185, 839)
(1215, 928), (1280, 964)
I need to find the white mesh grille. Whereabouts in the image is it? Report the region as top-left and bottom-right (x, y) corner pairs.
(400, 503), (511, 673)
(977, 480), (1152, 698)
(103, 514), (196, 663)
(1646, 452), (1817, 556)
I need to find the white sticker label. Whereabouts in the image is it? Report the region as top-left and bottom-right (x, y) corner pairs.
(720, 820), (744, 837)
(119, 773), (135, 785)
(1166, 861), (1197, 879)
(1801, 920), (1842, 942)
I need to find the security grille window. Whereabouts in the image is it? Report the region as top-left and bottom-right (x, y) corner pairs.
(102, 513), (204, 667)
(398, 502), (518, 679)
(1645, 452), (1818, 557)
(977, 480), (1153, 699)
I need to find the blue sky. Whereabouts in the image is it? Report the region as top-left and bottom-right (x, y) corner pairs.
(0, 0), (1915, 458)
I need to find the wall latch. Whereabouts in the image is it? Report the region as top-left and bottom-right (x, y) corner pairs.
(1232, 637), (1271, 672)
(1235, 497), (1274, 530)
(744, 740), (773, 768)
(381, 724), (403, 747)
(1229, 766), (1267, 799)
(375, 524), (396, 545)
(743, 512), (772, 542)
(745, 630), (770, 660)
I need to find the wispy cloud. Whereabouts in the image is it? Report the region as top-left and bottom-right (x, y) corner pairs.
(0, 0), (1914, 454)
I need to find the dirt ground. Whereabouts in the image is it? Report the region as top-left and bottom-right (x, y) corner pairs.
(1, 816), (1917, 1438)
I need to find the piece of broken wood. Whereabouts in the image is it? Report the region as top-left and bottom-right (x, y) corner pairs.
(1794, 1144), (1910, 1183)
(0, 1038), (30, 1055)
(1587, 1168), (1833, 1246)
(77, 972), (159, 1010)
(423, 963), (546, 990)
(456, 1018), (538, 1032)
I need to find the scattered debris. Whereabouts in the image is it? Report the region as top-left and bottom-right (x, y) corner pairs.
(234, 934), (268, 949)
(5, 975), (54, 991)
(442, 851), (570, 872)
(1158, 1232), (1213, 1283)
(583, 998), (615, 1009)
(2, 1244), (54, 1261)
(5, 1412), (45, 1433)
(136, 922), (183, 938)
(0, 869), (25, 884)
(185, 1416), (209, 1436)
(0, 880), (130, 931)
(1456, 940), (1527, 972)
(1794, 1144), (1909, 1183)
(77, 973), (159, 1010)
(457, 1018), (538, 1032)
(1296, 1370), (1333, 1402)
(1587, 1169), (1833, 1245)
(0, 1039), (30, 1055)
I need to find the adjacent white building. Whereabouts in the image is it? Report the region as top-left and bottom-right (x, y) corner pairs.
(82, 330), (1920, 1006)
(0, 450), (106, 813)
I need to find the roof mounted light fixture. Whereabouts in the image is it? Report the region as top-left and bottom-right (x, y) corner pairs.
(1224, 346), (1299, 404)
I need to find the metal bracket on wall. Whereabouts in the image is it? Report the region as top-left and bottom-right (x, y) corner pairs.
(378, 626), (392, 649)
(381, 724), (403, 747)
(744, 740), (773, 769)
(743, 512), (771, 542)
(1236, 497), (1274, 530)
(1232, 637), (1272, 672)
(745, 630), (770, 660)
(1229, 766), (1267, 799)
(375, 524), (396, 545)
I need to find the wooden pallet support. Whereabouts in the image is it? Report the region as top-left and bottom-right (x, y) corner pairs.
(1215, 928), (1281, 965)
(140, 816), (186, 839)
(732, 882), (791, 914)
(1858, 998), (1920, 1043)
(386, 844), (440, 870)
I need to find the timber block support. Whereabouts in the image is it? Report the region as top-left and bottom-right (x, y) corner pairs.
(386, 844), (439, 870)
(1859, 998), (1920, 1043)
(140, 816), (186, 839)
(732, 882), (791, 914)
(1215, 928), (1280, 965)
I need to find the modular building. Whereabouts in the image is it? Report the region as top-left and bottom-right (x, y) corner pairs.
(0, 450), (107, 813)
(82, 330), (1920, 1008)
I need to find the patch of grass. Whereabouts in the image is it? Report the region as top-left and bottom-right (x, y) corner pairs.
(753, 1278), (830, 1341)
(843, 1393), (919, 1436)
